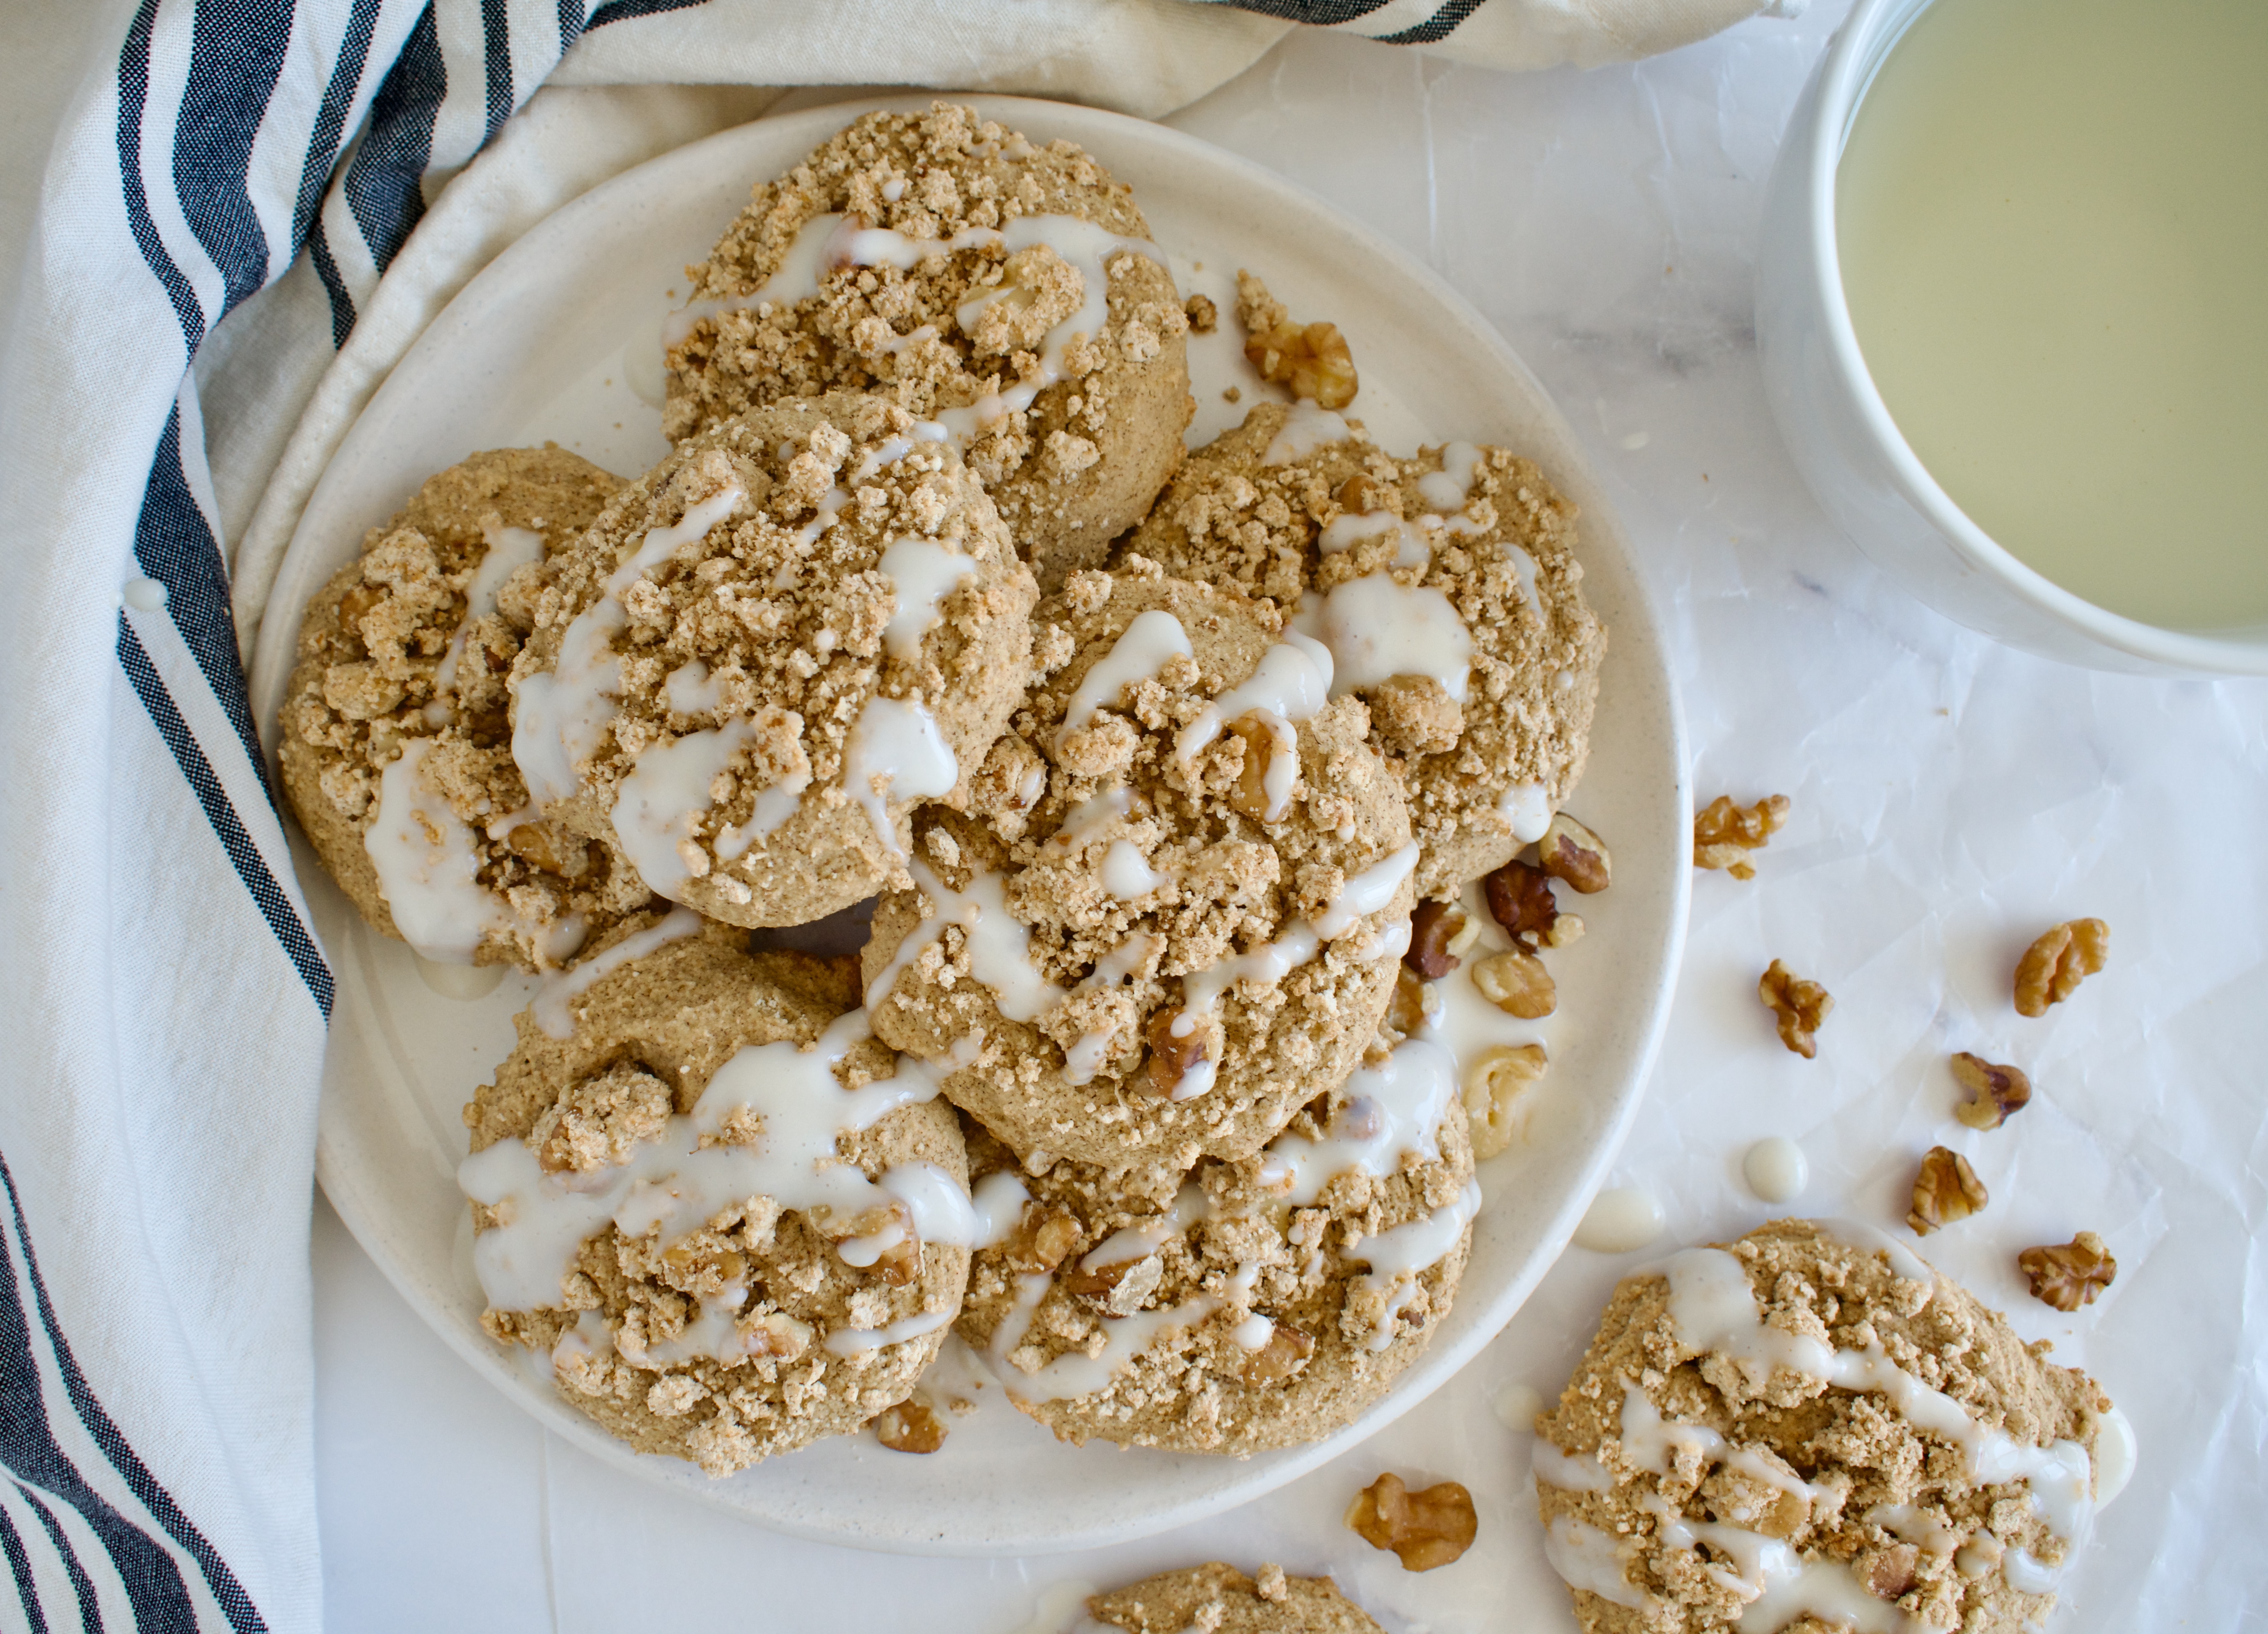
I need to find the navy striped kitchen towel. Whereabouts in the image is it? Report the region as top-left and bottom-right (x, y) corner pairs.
(0, 0), (1787, 1626)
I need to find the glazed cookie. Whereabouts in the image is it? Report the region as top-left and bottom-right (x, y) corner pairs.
(1533, 1218), (2115, 1634)
(955, 1033), (1476, 1453)
(279, 445), (649, 968)
(1125, 400), (1607, 900)
(1086, 1563), (1385, 1634)
(862, 561), (1415, 1179)
(663, 101), (1192, 590)
(509, 394), (1036, 929)
(460, 915), (975, 1477)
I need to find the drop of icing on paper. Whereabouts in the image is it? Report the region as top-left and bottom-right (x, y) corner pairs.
(1573, 1186), (1665, 1253)
(1495, 1382), (1544, 1431)
(1743, 1136), (1808, 1204)
(2092, 1404), (2137, 1507)
(412, 953), (506, 1001)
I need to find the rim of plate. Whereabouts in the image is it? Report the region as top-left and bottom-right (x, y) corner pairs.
(257, 92), (1689, 1555)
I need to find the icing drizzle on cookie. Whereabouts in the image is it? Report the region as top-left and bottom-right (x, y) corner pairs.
(460, 1007), (964, 1363)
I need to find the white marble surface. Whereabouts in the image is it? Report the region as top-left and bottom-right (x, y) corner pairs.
(295, 9), (2268, 1631)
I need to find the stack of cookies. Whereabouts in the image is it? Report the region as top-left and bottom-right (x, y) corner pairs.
(278, 103), (1605, 1476)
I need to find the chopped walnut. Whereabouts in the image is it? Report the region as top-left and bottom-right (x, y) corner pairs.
(1384, 966), (1435, 1038)
(1241, 1323), (1315, 1385)
(1536, 813), (1611, 894)
(1345, 1472), (1477, 1571)
(1694, 794), (1790, 879)
(1860, 1543), (1921, 1602)
(2014, 918), (2108, 1017)
(2018, 1231), (2116, 1310)
(1950, 1052), (2033, 1130)
(1482, 858), (1574, 950)
(1013, 1206), (1081, 1273)
(1145, 1006), (1209, 1095)
(1758, 959), (1832, 1058)
(873, 1395), (947, 1454)
(1907, 1145), (1989, 1234)
(1183, 293), (1218, 334)
(1404, 900), (1465, 979)
(1236, 271), (1357, 409)
(1463, 1043), (1546, 1160)
(1471, 949), (1555, 1019)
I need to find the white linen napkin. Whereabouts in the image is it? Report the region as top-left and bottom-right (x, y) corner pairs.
(0, 1), (1793, 1628)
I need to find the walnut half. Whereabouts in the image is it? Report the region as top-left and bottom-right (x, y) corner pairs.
(1345, 1472), (1477, 1571)
(1463, 1044), (1546, 1160)
(1403, 900), (1466, 979)
(1694, 794), (1790, 879)
(1483, 859), (1579, 950)
(2018, 1232), (2117, 1311)
(1907, 1146), (1988, 1234)
(1950, 1052), (2032, 1130)
(1758, 960), (1832, 1058)
(873, 1395), (947, 1454)
(1537, 813), (1611, 894)
(2014, 918), (2108, 1017)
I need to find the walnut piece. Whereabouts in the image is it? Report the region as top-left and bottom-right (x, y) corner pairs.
(1384, 966), (1436, 1039)
(1345, 1472), (1477, 1571)
(2014, 918), (2109, 1017)
(1860, 1543), (1920, 1602)
(2019, 1231), (2117, 1311)
(1537, 813), (1611, 894)
(1404, 900), (1466, 979)
(873, 1395), (947, 1454)
(1237, 270), (1358, 409)
(1483, 859), (1576, 950)
(1471, 949), (1555, 1019)
(1758, 959), (1832, 1058)
(1694, 794), (1790, 880)
(1145, 1006), (1209, 1095)
(1907, 1145), (1989, 1234)
(1013, 1206), (1081, 1273)
(1463, 1043), (1546, 1160)
(1242, 1323), (1315, 1385)
(1950, 1052), (2032, 1130)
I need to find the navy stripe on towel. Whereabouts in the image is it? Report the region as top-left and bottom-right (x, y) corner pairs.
(0, 1494), (50, 1634)
(114, 0), (206, 355)
(0, 1156), (269, 1634)
(174, 0), (295, 320)
(0, 1163), (202, 1633)
(117, 621), (335, 1020)
(16, 1485), (101, 1634)
(133, 405), (274, 812)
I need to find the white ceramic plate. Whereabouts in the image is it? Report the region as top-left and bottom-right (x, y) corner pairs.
(250, 94), (1690, 1556)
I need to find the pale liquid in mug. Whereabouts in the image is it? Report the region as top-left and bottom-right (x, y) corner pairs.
(1837, 0), (2268, 631)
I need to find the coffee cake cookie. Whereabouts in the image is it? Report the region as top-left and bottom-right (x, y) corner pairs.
(459, 917), (974, 1476)
(1533, 1218), (2114, 1634)
(279, 445), (649, 968)
(956, 1034), (1475, 1454)
(664, 102), (1192, 589)
(1086, 1563), (1384, 1634)
(1125, 400), (1607, 900)
(862, 561), (1415, 1179)
(509, 394), (1036, 929)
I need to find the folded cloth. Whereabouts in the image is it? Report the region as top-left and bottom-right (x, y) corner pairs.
(0, 1), (1789, 1628)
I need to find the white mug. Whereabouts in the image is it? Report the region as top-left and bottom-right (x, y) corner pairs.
(1754, 0), (2268, 676)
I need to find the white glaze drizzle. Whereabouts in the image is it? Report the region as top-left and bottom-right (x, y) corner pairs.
(528, 906), (702, 1039)
(609, 719), (754, 900)
(1171, 632), (1333, 823)
(1343, 1178), (1481, 1350)
(842, 695), (958, 860)
(1257, 1039), (1453, 1205)
(1054, 609), (1191, 751)
(878, 537), (976, 663)
(1312, 841), (1418, 938)
(865, 854), (1066, 1025)
(1664, 1248), (2095, 1538)
(512, 483), (745, 809)
(1261, 401), (1353, 465)
(459, 1009), (956, 1359)
(1296, 575), (1474, 705)
(1498, 780), (1552, 843)
(364, 738), (512, 963)
(430, 523), (543, 714)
